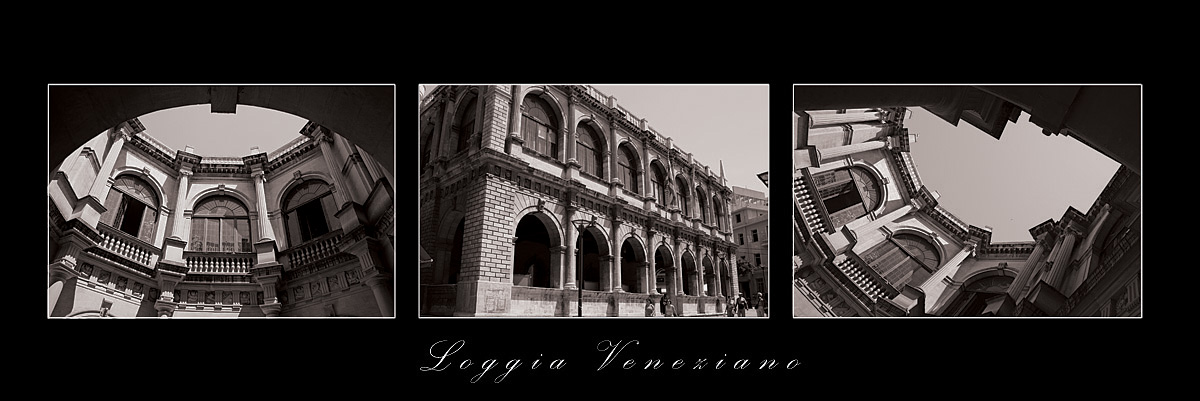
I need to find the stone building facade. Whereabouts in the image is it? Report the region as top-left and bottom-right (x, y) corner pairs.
(791, 104), (1141, 317)
(48, 118), (396, 317)
(419, 85), (740, 317)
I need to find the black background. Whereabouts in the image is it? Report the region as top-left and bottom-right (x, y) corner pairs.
(32, 41), (1154, 396)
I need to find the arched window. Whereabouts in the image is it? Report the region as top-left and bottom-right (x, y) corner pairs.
(522, 95), (559, 159)
(454, 93), (477, 154)
(811, 166), (882, 228)
(282, 180), (340, 247)
(650, 161), (667, 203)
(696, 187), (709, 225)
(576, 123), (604, 177)
(189, 195), (251, 253)
(859, 233), (942, 290)
(675, 176), (691, 216)
(617, 144), (640, 193)
(100, 175), (159, 244)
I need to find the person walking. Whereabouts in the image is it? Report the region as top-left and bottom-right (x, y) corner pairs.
(736, 295), (747, 317)
(755, 292), (765, 317)
(726, 296), (735, 317)
(645, 298), (656, 317)
(664, 299), (676, 317)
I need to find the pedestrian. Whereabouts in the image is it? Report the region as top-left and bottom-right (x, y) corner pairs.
(645, 298), (656, 317)
(664, 299), (676, 317)
(726, 296), (735, 317)
(736, 295), (747, 317)
(755, 292), (765, 317)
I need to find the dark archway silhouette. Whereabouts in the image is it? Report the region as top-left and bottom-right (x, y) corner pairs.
(48, 85), (394, 176)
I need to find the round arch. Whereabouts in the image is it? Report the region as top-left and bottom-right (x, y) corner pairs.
(190, 186), (256, 216)
(432, 209), (468, 285)
(49, 86), (394, 177)
(520, 86), (568, 135)
(512, 207), (565, 249)
(939, 270), (1015, 316)
(273, 173), (336, 213)
(111, 167), (167, 212)
(849, 161), (890, 216)
(619, 232), (648, 262)
(887, 226), (949, 269)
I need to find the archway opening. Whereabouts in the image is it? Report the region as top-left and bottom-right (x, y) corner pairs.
(514, 215), (553, 288)
(654, 245), (672, 294)
(578, 230), (602, 290)
(681, 253), (698, 296)
(620, 239), (644, 292)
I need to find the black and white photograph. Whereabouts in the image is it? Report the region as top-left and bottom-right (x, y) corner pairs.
(418, 84), (770, 317)
(791, 85), (1141, 318)
(47, 85), (396, 318)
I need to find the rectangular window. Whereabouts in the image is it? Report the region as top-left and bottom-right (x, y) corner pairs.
(735, 213), (742, 223)
(754, 253), (762, 266)
(738, 233), (744, 245)
(751, 229), (759, 242)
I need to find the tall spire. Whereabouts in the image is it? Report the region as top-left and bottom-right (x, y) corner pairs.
(719, 160), (726, 186)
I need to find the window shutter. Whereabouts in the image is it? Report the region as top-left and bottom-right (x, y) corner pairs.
(321, 195), (340, 233)
(101, 187), (123, 227)
(139, 206), (157, 244)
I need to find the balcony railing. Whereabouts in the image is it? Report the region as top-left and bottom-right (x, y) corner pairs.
(97, 224), (160, 269)
(184, 252), (255, 274)
(793, 173), (831, 235)
(281, 229), (344, 271)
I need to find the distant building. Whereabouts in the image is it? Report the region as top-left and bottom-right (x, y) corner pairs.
(419, 85), (743, 317)
(730, 186), (768, 299)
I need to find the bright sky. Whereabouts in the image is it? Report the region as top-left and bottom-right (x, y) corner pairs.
(906, 107), (1120, 242)
(136, 104), (310, 157)
(419, 84), (771, 192)
(585, 85), (771, 191)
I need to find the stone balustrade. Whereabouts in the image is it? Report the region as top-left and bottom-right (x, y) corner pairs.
(185, 252), (255, 274)
(793, 174), (830, 235)
(282, 229), (344, 271)
(97, 224), (159, 268)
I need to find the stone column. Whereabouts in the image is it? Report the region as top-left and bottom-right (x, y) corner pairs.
(314, 128), (351, 207)
(808, 110), (883, 126)
(818, 139), (887, 162)
(550, 245), (565, 289)
(563, 210), (578, 290)
(47, 262), (80, 317)
(158, 168), (192, 270)
(641, 138), (653, 210)
(714, 252), (724, 297)
(645, 232), (657, 294)
(436, 92), (457, 161)
(1045, 227), (1080, 292)
(1006, 235), (1049, 301)
(565, 95), (577, 165)
(611, 233), (623, 292)
(252, 171), (276, 241)
(921, 243), (977, 315)
(365, 275), (395, 317)
(507, 85), (524, 157)
(600, 255), (613, 291)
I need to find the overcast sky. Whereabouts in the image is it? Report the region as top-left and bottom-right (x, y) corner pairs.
(419, 84), (772, 192)
(589, 85), (771, 191)
(906, 107), (1120, 242)
(136, 104), (309, 157)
